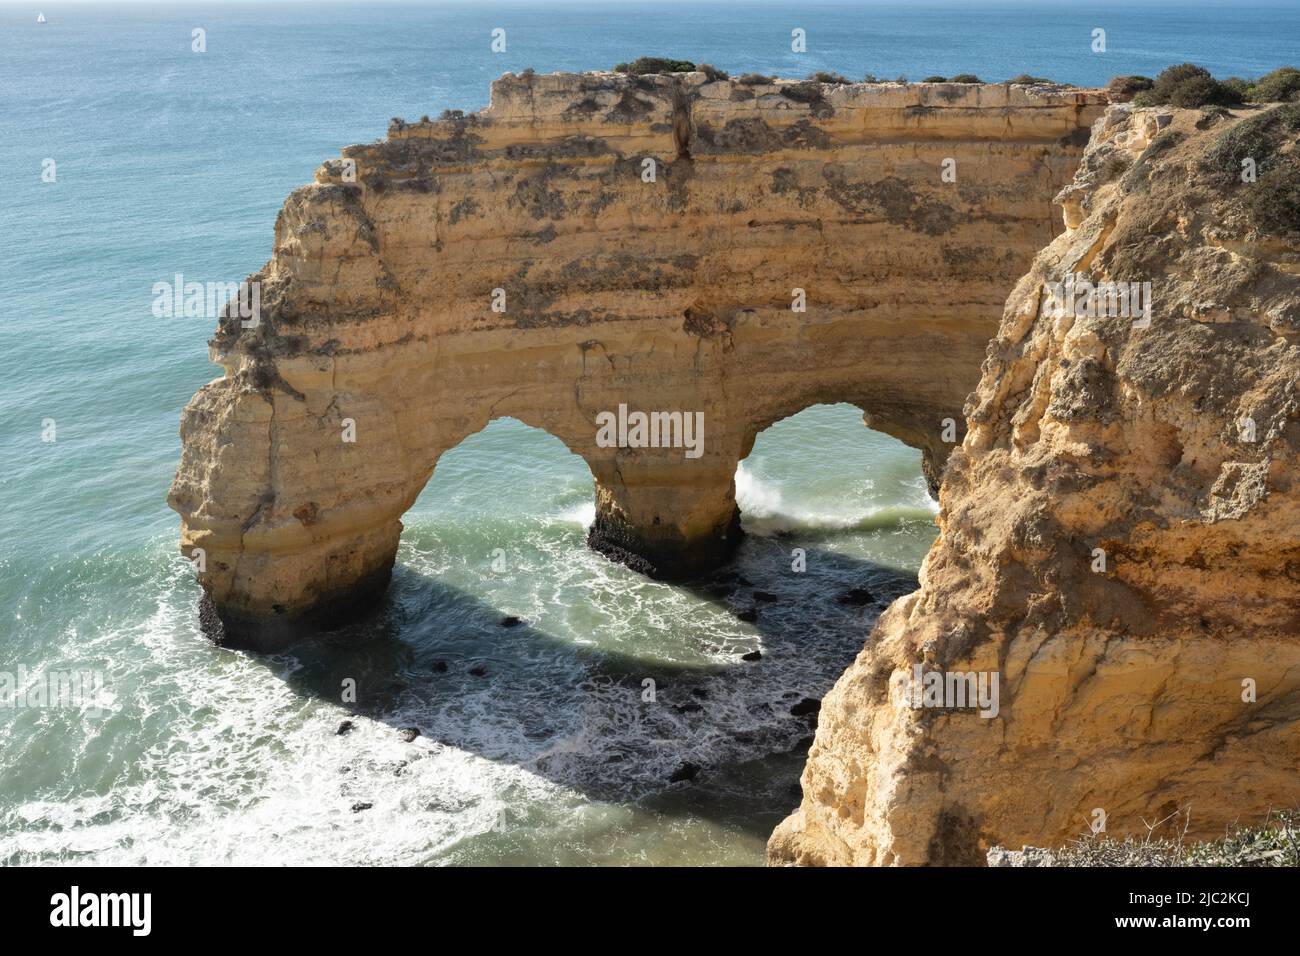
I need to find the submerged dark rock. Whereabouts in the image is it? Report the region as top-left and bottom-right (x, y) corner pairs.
(399, 726), (421, 742)
(836, 587), (875, 606)
(669, 762), (701, 783)
(741, 650), (763, 661)
(790, 697), (821, 717)
(336, 720), (354, 736)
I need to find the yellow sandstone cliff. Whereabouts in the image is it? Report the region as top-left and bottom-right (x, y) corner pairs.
(769, 102), (1300, 865)
(168, 72), (1103, 646)
(169, 69), (1298, 861)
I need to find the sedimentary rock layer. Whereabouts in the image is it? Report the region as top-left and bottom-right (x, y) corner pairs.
(168, 72), (1104, 645)
(769, 103), (1300, 865)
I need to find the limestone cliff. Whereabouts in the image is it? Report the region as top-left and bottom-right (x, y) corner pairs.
(168, 72), (1103, 646)
(769, 103), (1300, 865)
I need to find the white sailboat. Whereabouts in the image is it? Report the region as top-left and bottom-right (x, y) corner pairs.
(37, 13), (46, 23)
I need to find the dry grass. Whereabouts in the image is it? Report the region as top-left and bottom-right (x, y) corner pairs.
(1039, 808), (1300, 867)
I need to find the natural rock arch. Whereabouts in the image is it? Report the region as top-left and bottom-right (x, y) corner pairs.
(168, 71), (1106, 648)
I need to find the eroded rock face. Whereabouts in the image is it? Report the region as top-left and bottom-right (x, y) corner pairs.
(769, 103), (1300, 866)
(168, 71), (1104, 646)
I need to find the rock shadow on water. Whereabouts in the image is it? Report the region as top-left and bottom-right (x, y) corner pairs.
(256, 541), (917, 844)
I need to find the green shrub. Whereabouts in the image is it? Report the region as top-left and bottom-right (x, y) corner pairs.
(1203, 103), (1300, 186)
(1107, 75), (1154, 101)
(921, 75), (947, 83)
(808, 71), (851, 84)
(1219, 77), (1251, 101)
(613, 57), (696, 75)
(1247, 66), (1300, 102)
(1167, 74), (1232, 106)
(1117, 65), (1300, 107)
(780, 81), (825, 103)
(1134, 63), (1236, 107)
(1244, 160), (1300, 235)
(1152, 63), (1214, 94)
(736, 72), (774, 86)
(696, 63), (728, 81)
(950, 73), (982, 83)
(1009, 74), (1054, 84)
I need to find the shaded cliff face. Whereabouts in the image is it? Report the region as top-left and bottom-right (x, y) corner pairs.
(769, 103), (1300, 866)
(167, 71), (1104, 645)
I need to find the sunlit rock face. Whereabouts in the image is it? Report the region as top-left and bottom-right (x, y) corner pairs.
(769, 103), (1300, 866)
(168, 71), (1103, 648)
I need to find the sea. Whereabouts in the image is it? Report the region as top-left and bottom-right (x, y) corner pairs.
(1, 0), (1294, 865)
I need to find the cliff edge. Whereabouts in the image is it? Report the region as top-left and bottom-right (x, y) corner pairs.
(770, 102), (1300, 865)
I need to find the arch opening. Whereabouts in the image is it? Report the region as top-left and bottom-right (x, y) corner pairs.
(398, 416), (596, 597)
(408, 416), (595, 539)
(273, 410), (939, 866)
(734, 402), (939, 573)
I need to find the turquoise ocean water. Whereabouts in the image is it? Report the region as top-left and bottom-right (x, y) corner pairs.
(1, 1), (1294, 865)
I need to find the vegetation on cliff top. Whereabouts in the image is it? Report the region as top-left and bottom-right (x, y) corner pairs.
(1112, 63), (1300, 107)
(610, 60), (1050, 87)
(612, 58), (729, 80)
(1204, 102), (1300, 237)
(613, 57), (697, 75)
(586, 60), (1298, 112)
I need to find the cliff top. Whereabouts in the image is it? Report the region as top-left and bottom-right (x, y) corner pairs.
(316, 71), (1108, 187)
(388, 69), (1106, 137)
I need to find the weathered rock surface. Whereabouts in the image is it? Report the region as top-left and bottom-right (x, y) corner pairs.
(769, 103), (1300, 866)
(168, 72), (1103, 645)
